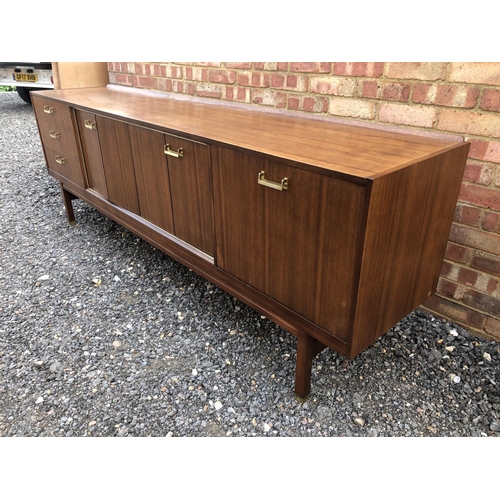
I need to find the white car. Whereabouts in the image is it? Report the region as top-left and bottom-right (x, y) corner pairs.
(0, 62), (53, 104)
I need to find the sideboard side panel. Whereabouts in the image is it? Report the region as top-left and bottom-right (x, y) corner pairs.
(350, 143), (470, 358)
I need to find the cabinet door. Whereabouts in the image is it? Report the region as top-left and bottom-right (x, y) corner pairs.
(96, 115), (140, 215)
(213, 148), (293, 304)
(75, 110), (108, 199)
(212, 147), (366, 341)
(165, 134), (214, 257)
(128, 125), (175, 234)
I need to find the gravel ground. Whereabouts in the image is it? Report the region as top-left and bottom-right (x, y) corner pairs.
(1, 90), (500, 438)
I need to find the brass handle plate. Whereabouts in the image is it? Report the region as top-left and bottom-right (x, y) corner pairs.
(43, 106), (54, 114)
(258, 171), (288, 191)
(164, 144), (184, 158)
(55, 156), (66, 165)
(85, 120), (97, 130)
(49, 130), (61, 139)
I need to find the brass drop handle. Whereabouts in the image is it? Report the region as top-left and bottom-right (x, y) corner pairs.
(85, 120), (97, 130)
(49, 130), (61, 139)
(258, 171), (288, 191)
(164, 144), (184, 158)
(55, 156), (66, 165)
(43, 106), (55, 114)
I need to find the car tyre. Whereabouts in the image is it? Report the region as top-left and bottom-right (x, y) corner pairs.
(16, 87), (33, 104)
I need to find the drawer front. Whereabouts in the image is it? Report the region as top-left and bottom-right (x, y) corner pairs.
(32, 96), (76, 131)
(37, 118), (79, 158)
(45, 146), (85, 187)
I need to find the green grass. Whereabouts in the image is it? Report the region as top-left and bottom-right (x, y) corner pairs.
(0, 85), (15, 91)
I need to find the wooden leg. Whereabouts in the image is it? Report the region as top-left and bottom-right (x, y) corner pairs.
(60, 183), (77, 226)
(294, 332), (327, 401)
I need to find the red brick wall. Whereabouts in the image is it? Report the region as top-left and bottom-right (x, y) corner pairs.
(108, 62), (500, 341)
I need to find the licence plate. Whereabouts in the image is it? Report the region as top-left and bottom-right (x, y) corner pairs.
(15, 73), (38, 83)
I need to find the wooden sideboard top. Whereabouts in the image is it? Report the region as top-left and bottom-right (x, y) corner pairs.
(32, 86), (467, 181)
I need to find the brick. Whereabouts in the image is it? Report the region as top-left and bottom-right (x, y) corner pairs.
(114, 74), (133, 86)
(444, 242), (473, 263)
(310, 77), (356, 97)
(174, 81), (195, 95)
(468, 140), (500, 163)
(432, 83), (478, 107)
(441, 260), (455, 279)
(133, 75), (157, 89)
(306, 96), (325, 113)
(289, 62), (332, 73)
(237, 72), (270, 88)
(458, 184), (500, 211)
(359, 81), (410, 101)
(480, 89), (500, 111)
(424, 295), (485, 329)
(438, 109), (500, 138)
(449, 63), (500, 85)
(386, 63), (447, 81)
(381, 82), (411, 102)
(185, 67), (207, 82)
(155, 78), (171, 92)
(475, 273), (498, 294)
(359, 80), (378, 98)
(271, 74), (285, 88)
(209, 69), (236, 84)
(463, 289), (500, 316)
(413, 83), (479, 108)
(484, 317), (500, 337)
(196, 62), (221, 67)
(471, 253), (500, 276)
(449, 224), (500, 254)
(437, 277), (464, 300)
(457, 267), (478, 286)
(195, 83), (222, 99)
(253, 63), (285, 71)
(483, 212), (500, 233)
(165, 65), (183, 79)
(463, 162), (495, 186)
(224, 86), (250, 103)
(271, 74), (308, 92)
(454, 204), (482, 227)
(287, 95), (328, 113)
(224, 62), (252, 69)
(328, 97), (376, 120)
(252, 89), (287, 108)
(378, 103), (437, 128)
(333, 62), (384, 77)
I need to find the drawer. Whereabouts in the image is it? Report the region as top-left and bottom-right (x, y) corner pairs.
(37, 118), (79, 158)
(44, 146), (86, 188)
(32, 95), (77, 131)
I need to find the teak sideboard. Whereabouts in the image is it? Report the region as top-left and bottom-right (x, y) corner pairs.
(31, 86), (470, 399)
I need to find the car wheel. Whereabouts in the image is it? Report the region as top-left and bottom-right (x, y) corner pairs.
(16, 87), (33, 104)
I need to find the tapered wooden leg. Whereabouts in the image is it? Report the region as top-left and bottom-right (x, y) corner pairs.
(294, 332), (327, 401)
(60, 183), (77, 226)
